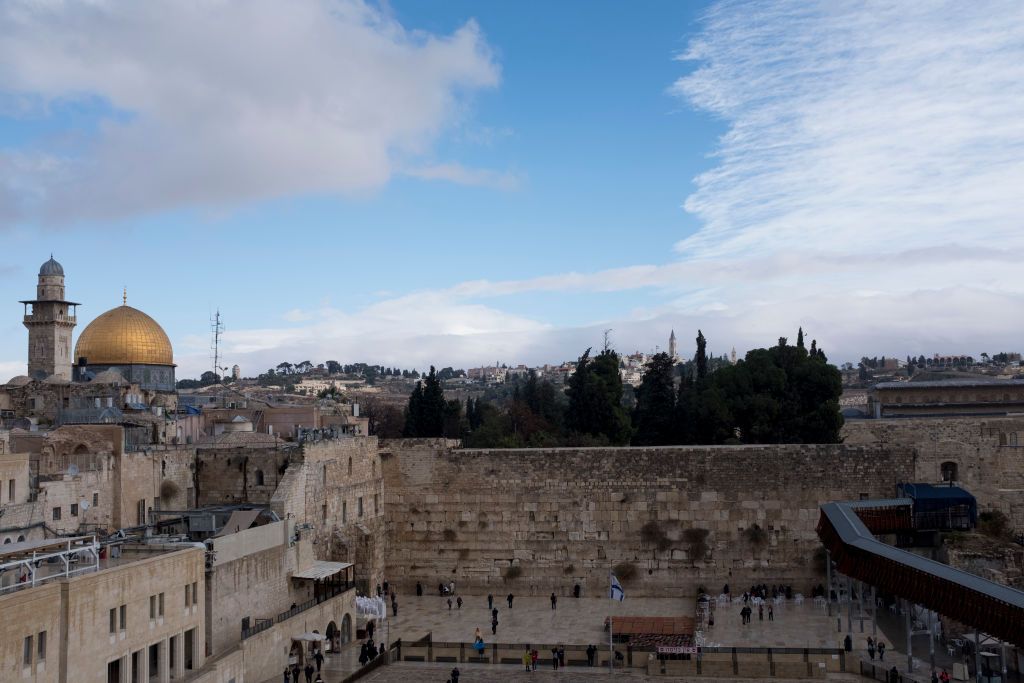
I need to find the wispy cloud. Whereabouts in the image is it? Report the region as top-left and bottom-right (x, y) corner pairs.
(0, 0), (504, 226)
(403, 162), (521, 191)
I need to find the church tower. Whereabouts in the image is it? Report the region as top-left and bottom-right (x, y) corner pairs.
(21, 256), (79, 380)
(669, 329), (677, 362)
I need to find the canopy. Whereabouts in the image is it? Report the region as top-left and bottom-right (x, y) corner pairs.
(294, 632), (326, 642)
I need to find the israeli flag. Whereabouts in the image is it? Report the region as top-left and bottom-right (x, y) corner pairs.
(609, 572), (625, 601)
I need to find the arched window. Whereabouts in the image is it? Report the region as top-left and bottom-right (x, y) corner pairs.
(940, 461), (958, 482)
(16, 535), (24, 542)
(3, 538), (10, 544)
(255, 470), (265, 486)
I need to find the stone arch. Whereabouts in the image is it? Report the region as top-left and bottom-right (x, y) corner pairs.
(928, 440), (972, 484)
(73, 443), (89, 455)
(340, 613), (353, 644)
(3, 538), (10, 544)
(325, 620), (339, 652)
(17, 535), (25, 542)
(940, 461), (959, 482)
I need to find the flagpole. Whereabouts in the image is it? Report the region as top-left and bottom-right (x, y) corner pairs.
(609, 609), (614, 676)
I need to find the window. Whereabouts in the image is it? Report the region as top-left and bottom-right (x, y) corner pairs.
(358, 496), (364, 517)
(109, 608), (117, 634)
(342, 500), (347, 524)
(159, 592), (164, 617)
(23, 635), (32, 667)
(941, 461), (959, 482)
(37, 631), (46, 661)
(136, 498), (146, 525)
(150, 595), (157, 619)
(348, 457), (352, 475)
(255, 469), (264, 486)
(119, 604), (127, 631)
(93, 492), (99, 507)
(185, 585), (191, 608)
(52, 507), (61, 521)
(374, 493), (379, 515)
(191, 582), (198, 607)
(8, 479), (13, 501)
(184, 628), (195, 670)
(71, 503), (79, 516)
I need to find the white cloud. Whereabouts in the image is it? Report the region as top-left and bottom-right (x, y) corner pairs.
(403, 162), (521, 190)
(0, 0), (501, 224)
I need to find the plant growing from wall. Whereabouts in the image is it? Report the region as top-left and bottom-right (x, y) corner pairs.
(640, 520), (672, 552)
(613, 561), (638, 581)
(160, 479), (180, 499)
(683, 527), (710, 562)
(743, 523), (769, 548)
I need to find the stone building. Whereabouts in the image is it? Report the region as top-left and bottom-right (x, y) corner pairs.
(20, 257), (79, 382)
(0, 541), (208, 683)
(868, 379), (1024, 418)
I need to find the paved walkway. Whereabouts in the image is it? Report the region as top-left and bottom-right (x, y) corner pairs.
(358, 661), (867, 682)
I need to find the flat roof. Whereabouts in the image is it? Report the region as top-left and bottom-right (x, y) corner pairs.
(874, 379), (1024, 390)
(292, 560), (352, 581)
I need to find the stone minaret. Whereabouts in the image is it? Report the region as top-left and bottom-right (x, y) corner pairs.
(21, 256), (79, 380)
(669, 329), (677, 362)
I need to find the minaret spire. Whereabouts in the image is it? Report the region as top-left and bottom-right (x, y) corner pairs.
(123, 287), (127, 305)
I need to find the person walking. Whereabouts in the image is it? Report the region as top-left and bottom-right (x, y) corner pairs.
(759, 604), (764, 621)
(314, 649), (324, 672)
(587, 644), (596, 666)
(392, 598), (398, 617)
(523, 649), (532, 671)
(450, 667), (460, 683)
(447, 597), (453, 611)
(456, 596), (463, 610)
(551, 647), (559, 670)
(888, 665), (899, 683)
(283, 668), (291, 683)
(492, 607), (499, 621)
(531, 649), (538, 671)
(487, 593), (493, 610)
(303, 663), (314, 683)
(878, 642), (886, 661)
(550, 593), (557, 610)
(768, 605), (774, 621)
(844, 634), (853, 652)
(416, 581), (423, 596)
(558, 646), (565, 668)
(491, 615), (498, 635)
(868, 640), (876, 660)
(573, 583), (581, 599)
(507, 593), (514, 608)
(931, 671), (939, 683)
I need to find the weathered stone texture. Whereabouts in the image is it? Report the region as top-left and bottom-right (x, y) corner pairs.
(843, 415), (1024, 527)
(382, 442), (916, 597)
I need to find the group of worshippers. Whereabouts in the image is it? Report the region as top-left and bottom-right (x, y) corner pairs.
(725, 582), (794, 601)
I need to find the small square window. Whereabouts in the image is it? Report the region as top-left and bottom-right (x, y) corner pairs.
(71, 503), (78, 517)
(119, 604), (127, 631)
(150, 595), (156, 619)
(109, 608), (116, 634)
(37, 631), (46, 661)
(93, 492), (99, 507)
(23, 635), (32, 667)
(159, 592), (164, 617)
(52, 507), (61, 521)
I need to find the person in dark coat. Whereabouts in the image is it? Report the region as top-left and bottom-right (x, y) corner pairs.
(313, 650), (324, 671)
(507, 593), (514, 608)
(551, 647), (559, 669)
(303, 663), (314, 683)
(844, 634), (853, 652)
(416, 582), (423, 596)
(573, 584), (581, 598)
(487, 593), (493, 610)
(491, 615), (498, 634)
(551, 593), (557, 610)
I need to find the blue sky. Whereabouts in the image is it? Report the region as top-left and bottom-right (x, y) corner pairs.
(1, 0), (1022, 379)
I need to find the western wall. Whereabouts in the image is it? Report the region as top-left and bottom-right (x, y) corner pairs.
(380, 440), (916, 597)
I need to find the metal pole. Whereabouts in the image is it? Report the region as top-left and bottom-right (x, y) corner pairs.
(927, 609), (934, 673)
(826, 550), (832, 617)
(609, 615), (614, 676)
(871, 585), (877, 637)
(1001, 641), (1007, 678)
(904, 599), (913, 675)
(857, 580), (864, 633)
(846, 576), (853, 635)
(974, 628), (981, 683)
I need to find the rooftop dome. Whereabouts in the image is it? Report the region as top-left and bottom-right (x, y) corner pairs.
(5, 375), (33, 387)
(75, 305), (174, 366)
(39, 256), (64, 277)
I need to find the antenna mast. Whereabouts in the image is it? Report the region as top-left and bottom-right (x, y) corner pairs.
(211, 309), (225, 382)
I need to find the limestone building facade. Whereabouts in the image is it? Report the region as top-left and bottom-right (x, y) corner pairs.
(20, 257), (79, 382)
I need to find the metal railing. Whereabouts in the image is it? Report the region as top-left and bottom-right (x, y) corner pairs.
(241, 584), (351, 640)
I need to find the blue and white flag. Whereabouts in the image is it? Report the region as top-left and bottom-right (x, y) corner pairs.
(609, 572), (624, 601)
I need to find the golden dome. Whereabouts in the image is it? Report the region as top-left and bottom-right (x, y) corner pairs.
(74, 305), (174, 366)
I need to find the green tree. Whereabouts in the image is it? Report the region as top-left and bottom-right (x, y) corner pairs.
(633, 352), (677, 445)
(566, 348), (631, 444)
(695, 330), (708, 382)
(403, 382), (424, 437)
(796, 327), (805, 349)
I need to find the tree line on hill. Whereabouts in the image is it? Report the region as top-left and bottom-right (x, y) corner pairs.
(400, 329), (843, 446)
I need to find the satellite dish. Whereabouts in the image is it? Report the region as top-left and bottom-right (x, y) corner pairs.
(67, 464), (79, 476)
(80, 500), (91, 511)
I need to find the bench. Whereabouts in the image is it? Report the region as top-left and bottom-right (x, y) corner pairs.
(435, 656), (457, 663)
(403, 656), (424, 662)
